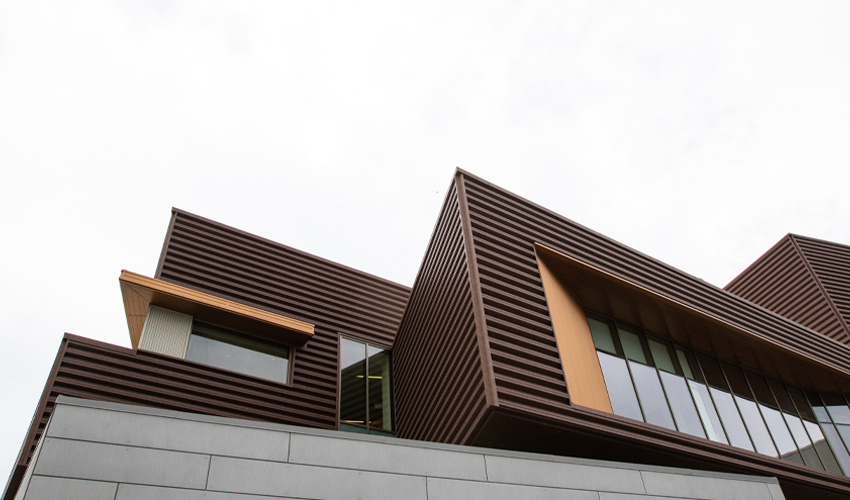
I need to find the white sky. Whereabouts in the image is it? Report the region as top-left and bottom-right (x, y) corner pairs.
(2, 0), (849, 483)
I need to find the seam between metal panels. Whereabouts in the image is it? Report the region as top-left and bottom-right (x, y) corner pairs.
(790, 235), (850, 340)
(456, 171), (498, 409)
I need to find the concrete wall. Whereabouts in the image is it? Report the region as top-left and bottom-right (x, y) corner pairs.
(12, 397), (786, 500)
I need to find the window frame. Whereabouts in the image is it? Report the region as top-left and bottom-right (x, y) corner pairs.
(336, 334), (394, 435)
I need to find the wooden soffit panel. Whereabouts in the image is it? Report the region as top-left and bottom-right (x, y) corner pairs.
(534, 244), (850, 392)
(119, 270), (315, 349)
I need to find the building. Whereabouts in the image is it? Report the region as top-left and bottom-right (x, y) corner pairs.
(5, 170), (850, 500)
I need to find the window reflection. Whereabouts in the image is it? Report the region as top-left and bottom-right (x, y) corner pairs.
(586, 312), (850, 477)
(339, 337), (394, 434)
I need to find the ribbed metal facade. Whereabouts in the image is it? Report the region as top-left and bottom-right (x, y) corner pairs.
(458, 172), (850, 384)
(726, 235), (850, 346)
(393, 179), (490, 444)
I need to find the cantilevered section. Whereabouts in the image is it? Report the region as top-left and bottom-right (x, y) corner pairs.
(535, 243), (850, 392)
(119, 270), (315, 349)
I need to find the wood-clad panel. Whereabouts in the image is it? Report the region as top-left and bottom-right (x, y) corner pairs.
(536, 248), (612, 413)
(392, 178), (490, 445)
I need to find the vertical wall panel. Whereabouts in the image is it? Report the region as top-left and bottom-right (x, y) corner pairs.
(138, 306), (193, 358)
(393, 179), (490, 445)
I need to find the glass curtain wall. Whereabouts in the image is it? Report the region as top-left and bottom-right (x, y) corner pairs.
(587, 313), (849, 476)
(339, 337), (394, 435)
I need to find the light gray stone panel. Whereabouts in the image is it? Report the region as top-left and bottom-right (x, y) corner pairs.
(34, 438), (210, 489)
(139, 306), (193, 358)
(767, 482), (787, 500)
(47, 404), (290, 461)
(21, 476), (118, 500)
(485, 455), (645, 494)
(640, 471), (775, 500)
(427, 477), (600, 500)
(116, 484), (303, 500)
(288, 433), (487, 480)
(207, 456), (427, 500)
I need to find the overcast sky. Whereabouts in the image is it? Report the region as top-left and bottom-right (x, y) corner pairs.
(2, 0), (850, 481)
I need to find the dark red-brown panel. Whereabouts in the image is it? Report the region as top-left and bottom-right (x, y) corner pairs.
(458, 171), (850, 418)
(5, 334), (347, 500)
(393, 178), (490, 445)
(726, 235), (848, 345)
(795, 235), (850, 345)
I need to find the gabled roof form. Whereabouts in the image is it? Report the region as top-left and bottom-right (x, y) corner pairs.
(726, 234), (850, 346)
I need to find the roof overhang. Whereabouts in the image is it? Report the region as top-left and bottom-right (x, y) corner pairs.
(119, 270), (315, 349)
(534, 243), (850, 391)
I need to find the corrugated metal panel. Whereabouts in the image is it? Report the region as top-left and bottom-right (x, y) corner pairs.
(138, 306), (192, 358)
(154, 208), (411, 434)
(794, 236), (850, 345)
(15, 334), (343, 473)
(457, 171), (850, 412)
(393, 178), (491, 445)
(725, 236), (846, 342)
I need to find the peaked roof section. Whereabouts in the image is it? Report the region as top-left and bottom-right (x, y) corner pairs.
(726, 234), (850, 346)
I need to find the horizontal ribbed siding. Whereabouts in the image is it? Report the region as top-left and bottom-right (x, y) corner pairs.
(460, 173), (850, 414)
(393, 181), (489, 445)
(17, 335), (340, 472)
(795, 236), (850, 345)
(725, 236), (845, 342)
(154, 209), (410, 438)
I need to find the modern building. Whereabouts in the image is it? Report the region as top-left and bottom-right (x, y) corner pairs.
(5, 170), (850, 500)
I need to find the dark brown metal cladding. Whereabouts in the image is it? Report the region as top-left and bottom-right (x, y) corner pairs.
(794, 235), (850, 344)
(393, 178), (490, 445)
(6, 334), (342, 500)
(726, 234), (850, 346)
(458, 171), (850, 392)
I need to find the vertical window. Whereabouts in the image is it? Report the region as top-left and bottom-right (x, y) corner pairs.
(589, 317), (642, 421)
(339, 336), (394, 434)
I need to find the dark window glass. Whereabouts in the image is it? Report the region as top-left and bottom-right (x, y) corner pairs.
(722, 363), (778, 457)
(769, 380), (824, 471)
(629, 361), (676, 430)
(789, 387), (843, 475)
(822, 423), (850, 474)
(598, 351), (643, 421)
(660, 371), (706, 438)
(367, 345), (393, 432)
(808, 392), (832, 423)
(678, 349), (727, 444)
(746, 372), (799, 463)
(652, 341), (704, 438)
(186, 322), (290, 384)
(696, 354), (754, 451)
(618, 329), (647, 364)
(339, 337), (394, 434)
(822, 394), (850, 425)
(340, 338), (368, 427)
(588, 317), (617, 354)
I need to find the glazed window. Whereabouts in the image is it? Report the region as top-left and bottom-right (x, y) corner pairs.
(587, 312), (849, 476)
(186, 322), (291, 384)
(339, 337), (394, 435)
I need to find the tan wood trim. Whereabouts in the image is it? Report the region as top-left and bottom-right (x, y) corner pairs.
(536, 252), (613, 413)
(119, 270), (314, 349)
